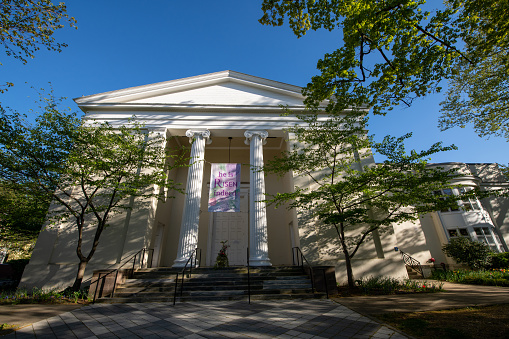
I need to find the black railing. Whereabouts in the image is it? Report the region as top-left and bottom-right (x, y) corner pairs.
(292, 247), (315, 294)
(247, 247), (251, 304)
(399, 250), (424, 277)
(173, 248), (201, 305)
(91, 248), (154, 302)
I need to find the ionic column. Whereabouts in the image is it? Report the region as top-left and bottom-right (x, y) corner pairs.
(173, 129), (211, 267)
(244, 130), (271, 266)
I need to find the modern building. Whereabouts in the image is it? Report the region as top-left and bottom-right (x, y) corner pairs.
(20, 71), (509, 289)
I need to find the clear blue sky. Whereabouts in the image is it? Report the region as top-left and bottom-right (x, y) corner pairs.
(1, 1), (506, 165)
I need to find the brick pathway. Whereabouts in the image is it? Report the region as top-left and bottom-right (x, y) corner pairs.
(5, 300), (406, 338)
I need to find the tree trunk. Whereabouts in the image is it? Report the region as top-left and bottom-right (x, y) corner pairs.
(344, 254), (355, 289)
(71, 259), (88, 291)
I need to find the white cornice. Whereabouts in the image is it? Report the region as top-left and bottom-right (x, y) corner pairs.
(74, 70), (305, 104)
(76, 103), (312, 113)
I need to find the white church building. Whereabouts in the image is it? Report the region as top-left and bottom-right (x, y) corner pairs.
(20, 71), (509, 290)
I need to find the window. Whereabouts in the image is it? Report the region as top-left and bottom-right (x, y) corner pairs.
(448, 228), (468, 238)
(473, 226), (500, 252)
(434, 187), (481, 213)
(458, 187), (481, 211)
(434, 189), (459, 212)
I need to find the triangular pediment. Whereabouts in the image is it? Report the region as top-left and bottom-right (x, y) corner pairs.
(74, 71), (307, 109)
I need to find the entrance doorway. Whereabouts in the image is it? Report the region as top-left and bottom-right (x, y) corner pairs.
(208, 189), (248, 266)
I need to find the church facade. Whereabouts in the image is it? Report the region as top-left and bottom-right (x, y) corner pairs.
(20, 71), (509, 290)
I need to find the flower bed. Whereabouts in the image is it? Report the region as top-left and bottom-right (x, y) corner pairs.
(431, 268), (509, 287)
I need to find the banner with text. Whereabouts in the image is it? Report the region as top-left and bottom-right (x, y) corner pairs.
(208, 163), (241, 212)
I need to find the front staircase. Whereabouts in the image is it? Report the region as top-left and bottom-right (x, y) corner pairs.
(94, 266), (327, 303)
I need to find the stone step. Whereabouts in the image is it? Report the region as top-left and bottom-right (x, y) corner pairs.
(115, 281), (311, 294)
(95, 265), (323, 303)
(133, 272), (308, 279)
(112, 288), (316, 299)
(95, 292), (326, 304)
(121, 276), (310, 287)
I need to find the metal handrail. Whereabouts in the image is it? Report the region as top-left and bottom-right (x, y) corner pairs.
(91, 247), (154, 302)
(399, 250), (424, 277)
(173, 248), (201, 305)
(247, 247), (251, 304)
(292, 247), (315, 293)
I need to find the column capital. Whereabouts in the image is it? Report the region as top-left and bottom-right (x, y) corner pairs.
(186, 129), (212, 144)
(244, 130), (268, 145)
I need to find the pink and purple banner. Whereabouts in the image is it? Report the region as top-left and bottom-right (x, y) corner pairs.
(208, 163), (241, 212)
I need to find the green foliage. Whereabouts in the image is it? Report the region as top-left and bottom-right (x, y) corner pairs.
(0, 0), (76, 64)
(489, 252), (509, 269)
(355, 276), (443, 295)
(0, 182), (49, 262)
(442, 237), (493, 269)
(0, 0), (76, 93)
(259, 1), (509, 140)
(439, 1), (509, 140)
(260, 1), (466, 115)
(431, 268), (509, 287)
(264, 110), (462, 288)
(0, 93), (187, 289)
(0, 184), (49, 231)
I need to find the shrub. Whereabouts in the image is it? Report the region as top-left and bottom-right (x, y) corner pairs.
(431, 268), (509, 287)
(355, 276), (443, 294)
(489, 252), (509, 269)
(442, 237), (492, 269)
(0, 287), (90, 304)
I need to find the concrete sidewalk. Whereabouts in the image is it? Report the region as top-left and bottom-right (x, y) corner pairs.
(2, 300), (406, 338)
(0, 281), (507, 338)
(0, 304), (83, 328)
(334, 281), (509, 315)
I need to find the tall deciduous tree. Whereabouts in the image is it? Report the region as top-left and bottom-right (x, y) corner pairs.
(439, 0), (509, 140)
(0, 96), (186, 290)
(259, 0), (468, 115)
(259, 1), (508, 139)
(264, 111), (463, 288)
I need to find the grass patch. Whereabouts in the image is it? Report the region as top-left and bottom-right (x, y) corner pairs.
(431, 268), (509, 287)
(375, 304), (509, 339)
(0, 287), (90, 305)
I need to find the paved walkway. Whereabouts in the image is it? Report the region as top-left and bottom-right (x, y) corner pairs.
(2, 281), (508, 338)
(2, 300), (406, 339)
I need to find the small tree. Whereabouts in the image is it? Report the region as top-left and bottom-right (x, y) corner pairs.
(443, 237), (492, 270)
(0, 96), (186, 290)
(264, 111), (464, 288)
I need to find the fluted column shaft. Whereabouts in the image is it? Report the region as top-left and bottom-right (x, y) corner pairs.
(173, 129), (210, 267)
(244, 130), (271, 266)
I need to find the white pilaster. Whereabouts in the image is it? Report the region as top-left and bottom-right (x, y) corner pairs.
(244, 130), (271, 266)
(173, 129), (211, 267)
